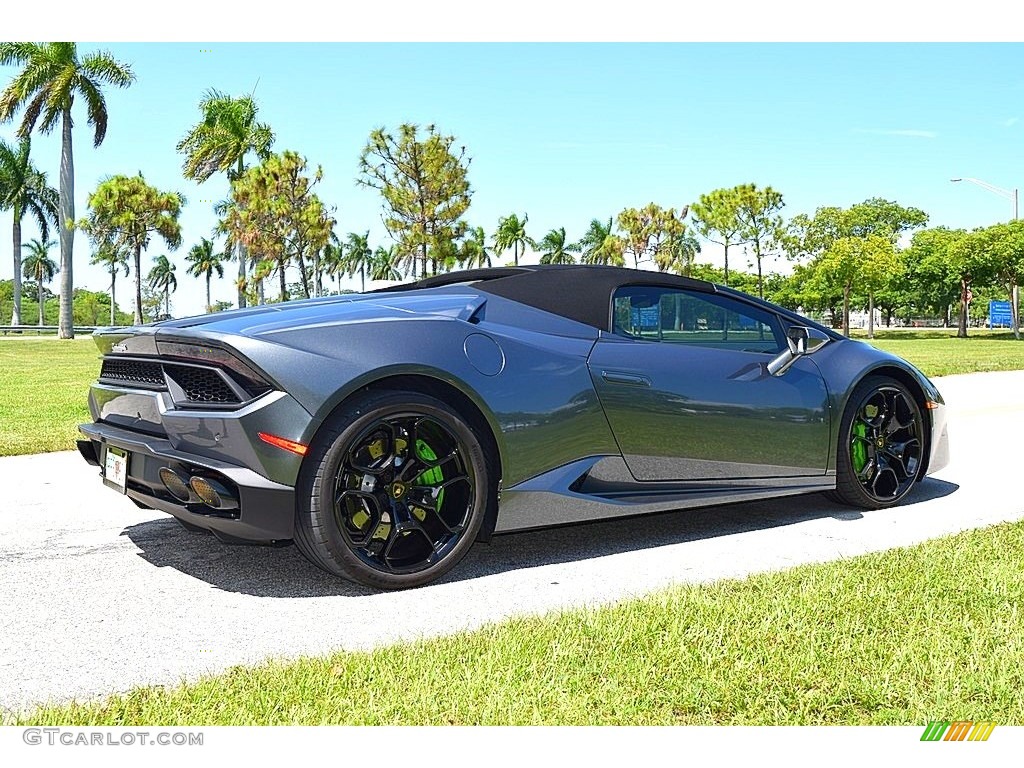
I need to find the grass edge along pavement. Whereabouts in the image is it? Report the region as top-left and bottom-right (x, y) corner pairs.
(15, 520), (1024, 726)
(0, 337), (96, 456)
(2, 330), (1023, 457)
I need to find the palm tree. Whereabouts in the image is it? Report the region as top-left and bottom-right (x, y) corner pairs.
(89, 241), (129, 325)
(0, 43), (135, 338)
(537, 227), (578, 265)
(320, 235), (345, 295)
(177, 89), (274, 310)
(185, 237), (225, 313)
(81, 173), (183, 324)
(493, 213), (535, 266)
(663, 231), (702, 276)
(573, 217), (625, 267)
(311, 229), (339, 298)
(148, 255), (177, 318)
(21, 237), (57, 326)
(459, 226), (491, 269)
(0, 137), (59, 325)
(368, 245), (403, 281)
(343, 231), (372, 292)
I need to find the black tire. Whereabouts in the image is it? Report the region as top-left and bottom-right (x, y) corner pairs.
(831, 375), (924, 510)
(294, 389), (492, 590)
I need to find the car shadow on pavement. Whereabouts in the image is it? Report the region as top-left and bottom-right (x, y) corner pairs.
(121, 477), (959, 598)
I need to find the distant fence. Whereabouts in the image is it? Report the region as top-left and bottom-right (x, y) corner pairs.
(0, 325), (101, 336)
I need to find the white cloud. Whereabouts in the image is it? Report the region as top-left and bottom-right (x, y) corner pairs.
(854, 128), (937, 139)
(1002, 117), (1019, 128)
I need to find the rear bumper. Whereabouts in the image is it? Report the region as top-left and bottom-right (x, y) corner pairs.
(925, 400), (950, 476)
(79, 421), (296, 542)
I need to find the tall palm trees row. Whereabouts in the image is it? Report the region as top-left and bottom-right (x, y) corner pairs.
(7, 235), (178, 327)
(0, 42), (135, 338)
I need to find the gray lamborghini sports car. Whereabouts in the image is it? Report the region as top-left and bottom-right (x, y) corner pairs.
(78, 265), (950, 589)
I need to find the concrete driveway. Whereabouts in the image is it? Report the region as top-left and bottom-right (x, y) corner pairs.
(1, 370), (1021, 714)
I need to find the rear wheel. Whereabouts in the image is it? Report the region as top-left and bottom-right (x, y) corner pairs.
(831, 376), (924, 509)
(295, 390), (491, 589)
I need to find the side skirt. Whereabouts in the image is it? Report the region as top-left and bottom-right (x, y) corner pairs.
(495, 456), (836, 533)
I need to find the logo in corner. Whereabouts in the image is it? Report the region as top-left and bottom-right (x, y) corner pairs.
(921, 720), (996, 742)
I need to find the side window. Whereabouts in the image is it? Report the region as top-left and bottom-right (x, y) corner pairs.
(612, 286), (784, 353)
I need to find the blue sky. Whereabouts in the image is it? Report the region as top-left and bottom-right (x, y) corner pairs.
(2, 42), (1022, 316)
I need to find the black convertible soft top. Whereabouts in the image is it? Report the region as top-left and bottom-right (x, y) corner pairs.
(374, 265), (717, 331)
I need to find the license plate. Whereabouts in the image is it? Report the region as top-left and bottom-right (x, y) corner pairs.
(104, 446), (129, 494)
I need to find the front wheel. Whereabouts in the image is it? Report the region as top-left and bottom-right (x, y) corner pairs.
(831, 376), (924, 509)
(295, 390), (492, 590)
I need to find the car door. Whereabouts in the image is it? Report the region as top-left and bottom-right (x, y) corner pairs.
(587, 285), (831, 482)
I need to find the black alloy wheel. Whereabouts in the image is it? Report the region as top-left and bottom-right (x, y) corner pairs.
(831, 376), (924, 509)
(295, 390), (491, 589)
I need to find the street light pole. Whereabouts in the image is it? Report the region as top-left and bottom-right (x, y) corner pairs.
(950, 177), (1020, 337)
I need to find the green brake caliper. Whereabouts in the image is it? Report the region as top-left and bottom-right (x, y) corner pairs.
(851, 422), (868, 474)
(412, 439), (445, 522)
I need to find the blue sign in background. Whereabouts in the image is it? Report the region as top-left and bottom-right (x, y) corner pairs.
(989, 300), (1013, 327)
(630, 305), (661, 330)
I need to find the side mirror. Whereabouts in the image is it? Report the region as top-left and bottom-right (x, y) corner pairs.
(786, 326), (808, 356)
(766, 326), (829, 377)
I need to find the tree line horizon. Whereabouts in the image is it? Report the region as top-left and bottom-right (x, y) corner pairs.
(2, 42), (1021, 340)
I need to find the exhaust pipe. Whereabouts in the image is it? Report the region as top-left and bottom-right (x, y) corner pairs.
(158, 467), (192, 502)
(158, 465), (239, 512)
(188, 476), (238, 511)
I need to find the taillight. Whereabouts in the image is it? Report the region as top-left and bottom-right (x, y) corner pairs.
(155, 340), (273, 397)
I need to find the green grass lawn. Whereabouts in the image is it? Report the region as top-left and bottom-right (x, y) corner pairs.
(0, 338), (99, 457)
(853, 328), (1024, 377)
(19, 520), (1024, 726)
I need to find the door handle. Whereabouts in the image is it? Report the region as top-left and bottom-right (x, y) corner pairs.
(601, 370), (652, 387)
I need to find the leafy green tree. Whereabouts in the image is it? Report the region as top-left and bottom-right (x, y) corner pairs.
(790, 198), (928, 260)
(736, 183), (785, 298)
(985, 220), (1024, 339)
(903, 227), (962, 325)
(72, 287), (124, 326)
(185, 237), (226, 313)
(459, 226), (491, 269)
(0, 42), (135, 338)
(574, 217), (625, 267)
(845, 197), (929, 240)
(225, 151), (334, 301)
(358, 123), (471, 278)
(617, 203), (686, 269)
(872, 255), (914, 328)
(80, 173), (184, 324)
(947, 228), (998, 338)
(147, 254), (177, 317)
(21, 237), (57, 326)
(789, 198), (929, 332)
(537, 227), (578, 264)
(0, 137), (58, 325)
(177, 89), (274, 309)
(494, 213), (534, 267)
(813, 235), (899, 337)
(140, 281), (164, 323)
(88, 240), (129, 325)
(690, 188), (746, 285)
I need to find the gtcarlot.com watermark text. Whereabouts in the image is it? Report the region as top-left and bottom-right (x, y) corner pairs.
(23, 728), (203, 747)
